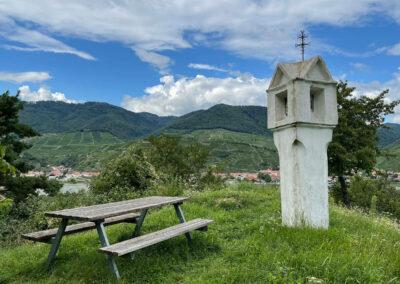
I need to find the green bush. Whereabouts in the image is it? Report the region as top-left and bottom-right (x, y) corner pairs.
(0, 197), (12, 217)
(90, 146), (162, 198)
(331, 175), (400, 219)
(2, 175), (62, 203)
(0, 190), (100, 247)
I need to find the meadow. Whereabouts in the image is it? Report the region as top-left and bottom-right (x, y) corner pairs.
(1, 183), (399, 283)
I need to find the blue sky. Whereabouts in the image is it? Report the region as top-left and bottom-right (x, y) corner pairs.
(0, 1), (399, 121)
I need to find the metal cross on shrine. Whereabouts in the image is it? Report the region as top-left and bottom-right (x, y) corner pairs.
(295, 30), (310, 61)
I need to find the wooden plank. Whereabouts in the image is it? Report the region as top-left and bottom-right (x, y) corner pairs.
(45, 196), (189, 221)
(22, 213), (140, 242)
(99, 219), (214, 256)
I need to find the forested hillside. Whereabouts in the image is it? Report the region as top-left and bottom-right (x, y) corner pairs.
(161, 104), (271, 136)
(376, 123), (400, 148)
(19, 101), (175, 140)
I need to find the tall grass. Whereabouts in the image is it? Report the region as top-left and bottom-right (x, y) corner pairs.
(1, 183), (399, 283)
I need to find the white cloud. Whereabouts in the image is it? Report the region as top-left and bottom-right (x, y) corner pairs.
(0, 17), (95, 60)
(18, 85), (77, 103)
(350, 62), (370, 72)
(0, 0), (399, 66)
(349, 72), (400, 122)
(387, 42), (400, 55)
(188, 63), (228, 73)
(121, 74), (269, 116)
(0, 71), (51, 83)
(132, 48), (173, 74)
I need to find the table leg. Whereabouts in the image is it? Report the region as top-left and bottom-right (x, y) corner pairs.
(132, 209), (147, 237)
(95, 220), (120, 279)
(130, 209), (147, 260)
(46, 218), (68, 268)
(174, 204), (192, 242)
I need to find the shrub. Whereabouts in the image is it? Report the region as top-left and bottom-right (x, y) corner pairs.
(90, 146), (163, 198)
(331, 175), (400, 219)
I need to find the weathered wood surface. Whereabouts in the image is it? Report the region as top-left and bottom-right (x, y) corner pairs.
(22, 213), (140, 242)
(45, 196), (189, 221)
(99, 218), (214, 256)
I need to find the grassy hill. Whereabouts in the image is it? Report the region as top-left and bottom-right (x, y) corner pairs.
(377, 139), (400, 171)
(1, 183), (399, 283)
(180, 129), (277, 172)
(377, 123), (400, 148)
(22, 131), (127, 170)
(23, 129), (278, 172)
(19, 101), (175, 140)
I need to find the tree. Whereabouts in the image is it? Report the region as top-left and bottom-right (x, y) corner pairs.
(0, 91), (39, 172)
(90, 146), (162, 197)
(0, 91), (61, 202)
(257, 172), (271, 183)
(91, 134), (222, 197)
(147, 134), (210, 181)
(328, 81), (400, 205)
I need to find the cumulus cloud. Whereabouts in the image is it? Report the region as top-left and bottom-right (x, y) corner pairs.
(349, 71), (400, 122)
(0, 0), (399, 65)
(0, 71), (51, 83)
(18, 85), (77, 103)
(121, 74), (269, 116)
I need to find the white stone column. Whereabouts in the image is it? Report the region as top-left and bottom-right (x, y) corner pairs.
(273, 125), (333, 228)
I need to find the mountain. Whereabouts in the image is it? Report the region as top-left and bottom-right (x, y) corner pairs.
(161, 104), (271, 136)
(19, 101), (175, 140)
(19, 101), (400, 171)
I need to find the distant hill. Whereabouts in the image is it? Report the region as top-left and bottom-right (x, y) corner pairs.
(23, 129), (278, 171)
(377, 123), (400, 148)
(19, 101), (400, 171)
(161, 104), (271, 136)
(19, 101), (175, 140)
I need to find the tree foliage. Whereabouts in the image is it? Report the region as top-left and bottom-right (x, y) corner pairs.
(0, 91), (39, 172)
(328, 81), (400, 205)
(0, 91), (61, 202)
(257, 172), (271, 183)
(148, 134), (210, 181)
(90, 146), (162, 197)
(91, 134), (223, 197)
(331, 175), (400, 219)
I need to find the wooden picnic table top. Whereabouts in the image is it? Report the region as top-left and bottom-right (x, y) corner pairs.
(45, 196), (189, 222)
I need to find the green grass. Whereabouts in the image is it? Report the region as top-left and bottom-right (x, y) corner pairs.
(1, 184), (399, 283)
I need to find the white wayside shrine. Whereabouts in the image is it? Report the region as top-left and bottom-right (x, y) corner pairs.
(267, 55), (338, 229)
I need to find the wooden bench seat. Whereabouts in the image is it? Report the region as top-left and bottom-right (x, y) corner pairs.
(22, 213), (140, 243)
(99, 218), (214, 257)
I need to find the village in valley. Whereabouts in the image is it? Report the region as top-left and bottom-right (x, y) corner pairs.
(22, 165), (400, 185)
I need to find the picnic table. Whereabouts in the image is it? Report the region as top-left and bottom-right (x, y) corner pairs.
(22, 196), (214, 279)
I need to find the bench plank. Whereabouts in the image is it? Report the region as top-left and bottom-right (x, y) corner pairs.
(22, 213), (140, 242)
(45, 196), (189, 221)
(99, 218), (214, 256)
